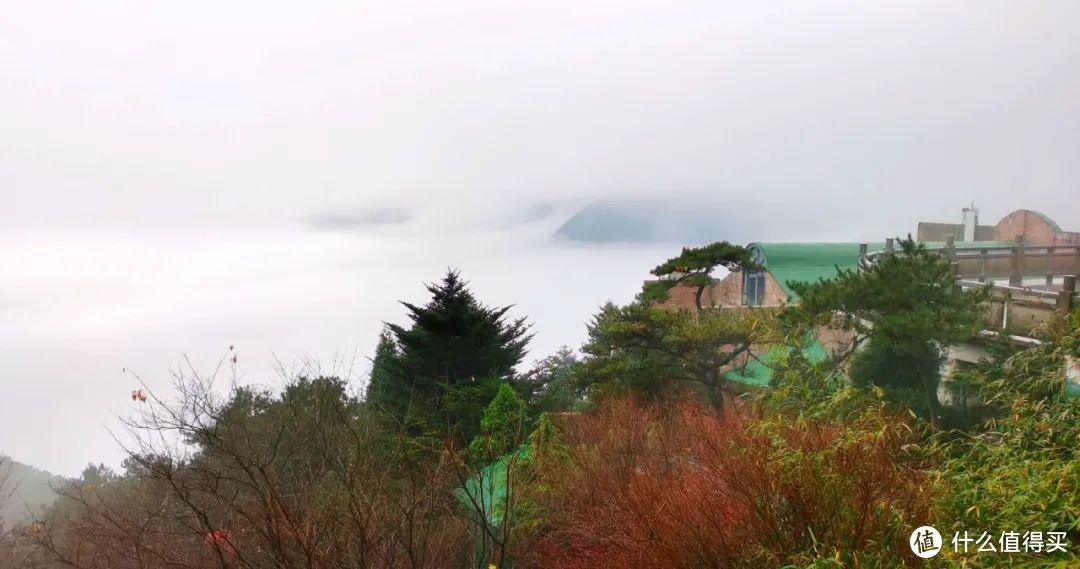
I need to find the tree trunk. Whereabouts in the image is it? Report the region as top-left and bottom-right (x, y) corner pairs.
(916, 351), (941, 428)
(704, 369), (725, 409)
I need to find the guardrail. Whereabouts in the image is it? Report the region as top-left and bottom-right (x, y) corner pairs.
(860, 236), (1080, 285)
(956, 277), (1077, 334)
(859, 236), (1078, 335)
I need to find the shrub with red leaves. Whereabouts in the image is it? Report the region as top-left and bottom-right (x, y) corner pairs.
(518, 395), (931, 568)
(203, 528), (236, 556)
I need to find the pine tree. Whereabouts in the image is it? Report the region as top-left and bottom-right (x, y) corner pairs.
(365, 327), (401, 407)
(469, 383), (527, 458)
(787, 237), (990, 425)
(520, 346), (584, 416)
(371, 270), (532, 437)
(578, 300), (759, 406)
(642, 241), (756, 311)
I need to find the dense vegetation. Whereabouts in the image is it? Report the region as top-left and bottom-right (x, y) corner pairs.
(1, 241), (1076, 568)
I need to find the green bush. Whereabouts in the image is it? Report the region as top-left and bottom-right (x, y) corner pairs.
(933, 316), (1080, 567)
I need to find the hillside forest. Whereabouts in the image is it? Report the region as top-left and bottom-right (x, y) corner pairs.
(0, 239), (1076, 568)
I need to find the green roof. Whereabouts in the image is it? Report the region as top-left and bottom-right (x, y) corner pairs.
(748, 242), (869, 300)
(732, 239), (1014, 387)
(749, 240), (1013, 301)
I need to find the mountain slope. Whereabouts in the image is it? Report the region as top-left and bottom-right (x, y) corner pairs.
(0, 457), (61, 529)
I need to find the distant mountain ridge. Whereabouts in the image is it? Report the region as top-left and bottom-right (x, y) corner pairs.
(554, 198), (730, 244)
(553, 196), (883, 245)
(1, 456), (61, 529)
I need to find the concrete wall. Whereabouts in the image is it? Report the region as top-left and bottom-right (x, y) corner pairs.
(917, 222), (996, 242)
(918, 209), (1079, 246)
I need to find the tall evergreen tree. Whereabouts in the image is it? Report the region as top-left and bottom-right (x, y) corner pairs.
(369, 270), (532, 437)
(468, 383), (527, 458)
(519, 346), (585, 417)
(365, 327), (401, 406)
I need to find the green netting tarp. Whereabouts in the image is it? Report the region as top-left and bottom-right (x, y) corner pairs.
(456, 446), (531, 527)
(724, 335), (829, 387)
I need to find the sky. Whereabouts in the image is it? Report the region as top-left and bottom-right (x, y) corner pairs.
(3, 0), (1080, 476)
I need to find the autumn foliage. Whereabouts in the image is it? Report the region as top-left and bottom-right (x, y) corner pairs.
(519, 395), (932, 568)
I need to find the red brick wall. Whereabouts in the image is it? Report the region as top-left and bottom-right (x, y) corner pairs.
(994, 210), (1060, 245)
(1053, 231), (1080, 246)
(761, 273), (790, 307)
(649, 270), (791, 311)
(649, 271), (744, 311)
(711, 272), (745, 307)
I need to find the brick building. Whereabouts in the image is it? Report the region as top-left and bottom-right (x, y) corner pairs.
(645, 206), (1080, 387)
(651, 207), (1080, 314)
(918, 207), (1080, 246)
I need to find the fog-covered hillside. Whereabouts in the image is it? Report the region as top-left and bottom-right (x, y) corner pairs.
(0, 457), (60, 529)
(553, 197), (889, 244)
(555, 199), (726, 244)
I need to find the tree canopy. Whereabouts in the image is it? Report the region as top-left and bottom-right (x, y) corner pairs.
(517, 346), (584, 419)
(578, 301), (760, 406)
(643, 241), (756, 311)
(786, 237), (989, 424)
(469, 383), (527, 458)
(368, 270), (532, 439)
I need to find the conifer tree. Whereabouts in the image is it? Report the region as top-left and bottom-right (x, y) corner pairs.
(787, 237), (990, 425)
(578, 301), (758, 406)
(365, 327), (401, 407)
(643, 241), (756, 311)
(469, 383), (527, 457)
(369, 270), (532, 437)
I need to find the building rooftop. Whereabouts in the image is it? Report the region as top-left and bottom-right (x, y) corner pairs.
(749, 240), (1011, 301)
(748, 242), (870, 300)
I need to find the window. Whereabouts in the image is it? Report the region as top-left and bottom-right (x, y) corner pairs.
(744, 270), (765, 306)
(743, 247), (767, 306)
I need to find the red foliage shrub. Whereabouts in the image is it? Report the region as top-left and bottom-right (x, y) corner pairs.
(203, 528), (236, 556)
(520, 396), (930, 568)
